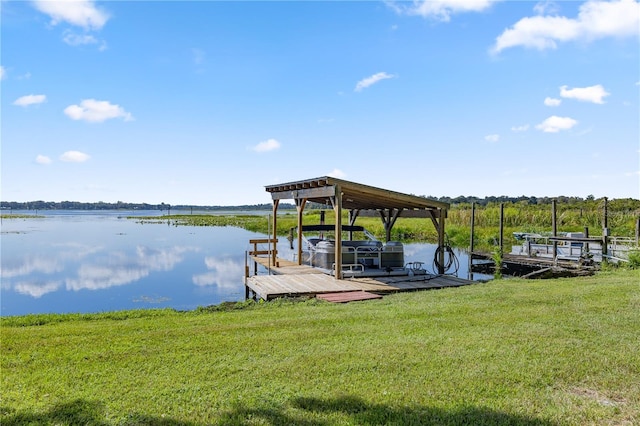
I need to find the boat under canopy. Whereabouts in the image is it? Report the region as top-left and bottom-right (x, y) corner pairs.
(263, 176), (451, 279)
(293, 224), (429, 278)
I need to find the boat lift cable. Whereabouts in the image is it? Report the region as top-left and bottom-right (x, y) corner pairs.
(433, 234), (460, 276)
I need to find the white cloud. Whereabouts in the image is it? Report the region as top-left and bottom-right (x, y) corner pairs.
(0, 66), (5, 80)
(355, 72), (396, 92)
(544, 97), (562, 106)
(63, 31), (97, 45)
(327, 168), (347, 178)
(191, 48), (206, 65)
(560, 84), (610, 104)
(36, 155), (52, 165)
(388, 0), (500, 22)
(32, 0), (109, 30)
(492, 0), (640, 54)
(534, 1), (561, 16)
(64, 99), (133, 122)
(13, 94), (47, 107)
(60, 151), (91, 162)
(536, 115), (578, 132)
(62, 30), (106, 50)
(511, 124), (530, 132)
(252, 138), (281, 153)
(484, 134), (500, 143)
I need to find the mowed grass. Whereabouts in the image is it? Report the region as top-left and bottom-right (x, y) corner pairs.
(2, 269), (639, 425)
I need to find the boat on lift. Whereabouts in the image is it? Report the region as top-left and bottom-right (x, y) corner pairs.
(291, 224), (429, 278)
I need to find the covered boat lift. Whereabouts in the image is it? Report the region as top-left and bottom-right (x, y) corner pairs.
(265, 176), (450, 279)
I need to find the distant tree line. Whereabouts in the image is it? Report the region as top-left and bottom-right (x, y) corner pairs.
(421, 195), (639, 211)
(3, 196), (638, 212)
(0, 200), (296, 211)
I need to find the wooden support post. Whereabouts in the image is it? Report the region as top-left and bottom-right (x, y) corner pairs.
(469, 202), (475, 280)
(602, 197), (609, 260)
(296, 198), (306, 265)
(333, 185), (343, 279)
(470, 202), (475, 254)
(384, 210), (392, 242)
(635, 216), (640, 245)
(584, 227), (590, 253)
(437, 208), (446, 274)
(378, 208), (402, 242)
(348, 210), (357, 240)
(272, 200), (279, 267)
(552, 199), (558, 263)
(499, 203), (504, 256)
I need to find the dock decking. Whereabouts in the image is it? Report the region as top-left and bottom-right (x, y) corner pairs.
(246, 256), (477, 301)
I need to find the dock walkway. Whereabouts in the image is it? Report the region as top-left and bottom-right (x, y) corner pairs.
(246, 256), (476, 301)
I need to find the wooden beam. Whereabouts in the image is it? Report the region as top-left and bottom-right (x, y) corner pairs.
(296, 198), (307, 265)
(272, 199), (279, 267)
(377, 208), (403, 242)
(437, 208), (446, 274)
(269, 186), (336, 201)
(333, 185), (343, 280)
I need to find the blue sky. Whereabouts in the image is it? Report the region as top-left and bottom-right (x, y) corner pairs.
(2, 0), (639, 205)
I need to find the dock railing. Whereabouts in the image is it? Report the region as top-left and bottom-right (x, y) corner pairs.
(246, 238), (279, 278)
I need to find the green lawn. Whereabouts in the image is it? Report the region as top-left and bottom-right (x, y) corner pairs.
(2, 269), (639, 425)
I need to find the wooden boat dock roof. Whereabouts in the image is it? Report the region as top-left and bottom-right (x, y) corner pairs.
(265, 176), (450, 213)
(261, 176), (453, 279)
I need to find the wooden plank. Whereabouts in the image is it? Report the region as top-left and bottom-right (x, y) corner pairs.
(249, 238), (278, 244)
(317, 291), (383, 303)
(247, 262), (477, 300)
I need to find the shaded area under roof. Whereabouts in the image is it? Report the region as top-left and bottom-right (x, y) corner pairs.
(265, 176), (449, 212)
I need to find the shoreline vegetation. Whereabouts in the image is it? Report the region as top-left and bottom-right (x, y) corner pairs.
(2, 269), (639, 424)
(4, 198), (639, 254)
(136, 198), (639, 253)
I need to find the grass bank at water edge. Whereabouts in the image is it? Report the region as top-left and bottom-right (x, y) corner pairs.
(2, 269), (639, 425)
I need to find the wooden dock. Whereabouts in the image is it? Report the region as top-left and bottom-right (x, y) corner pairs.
(470, 252), (597, 278)
(246, 256), (477, 301)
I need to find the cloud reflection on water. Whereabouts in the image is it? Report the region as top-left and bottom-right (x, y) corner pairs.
(13, 280), (63, 298)
(1, 256), (63, 279)
(192, 256), (244, 290)
(66, 246), (198, 291)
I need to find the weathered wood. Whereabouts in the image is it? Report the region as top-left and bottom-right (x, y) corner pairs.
(249, 238), (279, 244)
(246, 258), (476, 301)
(249, 250), (277, 256)
(548, 236), (602, 244)
(271, 200), (279, 266)
(437, 208), (446, 274)
(499, 203), (504, 255)
(552, 200), (558, 262)
(296, 198), (306, 265)
(334, 184), (342, 280)
(317, 291), (383, 303)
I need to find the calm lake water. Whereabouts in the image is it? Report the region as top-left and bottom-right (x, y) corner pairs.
(1, 211), (487, 316)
